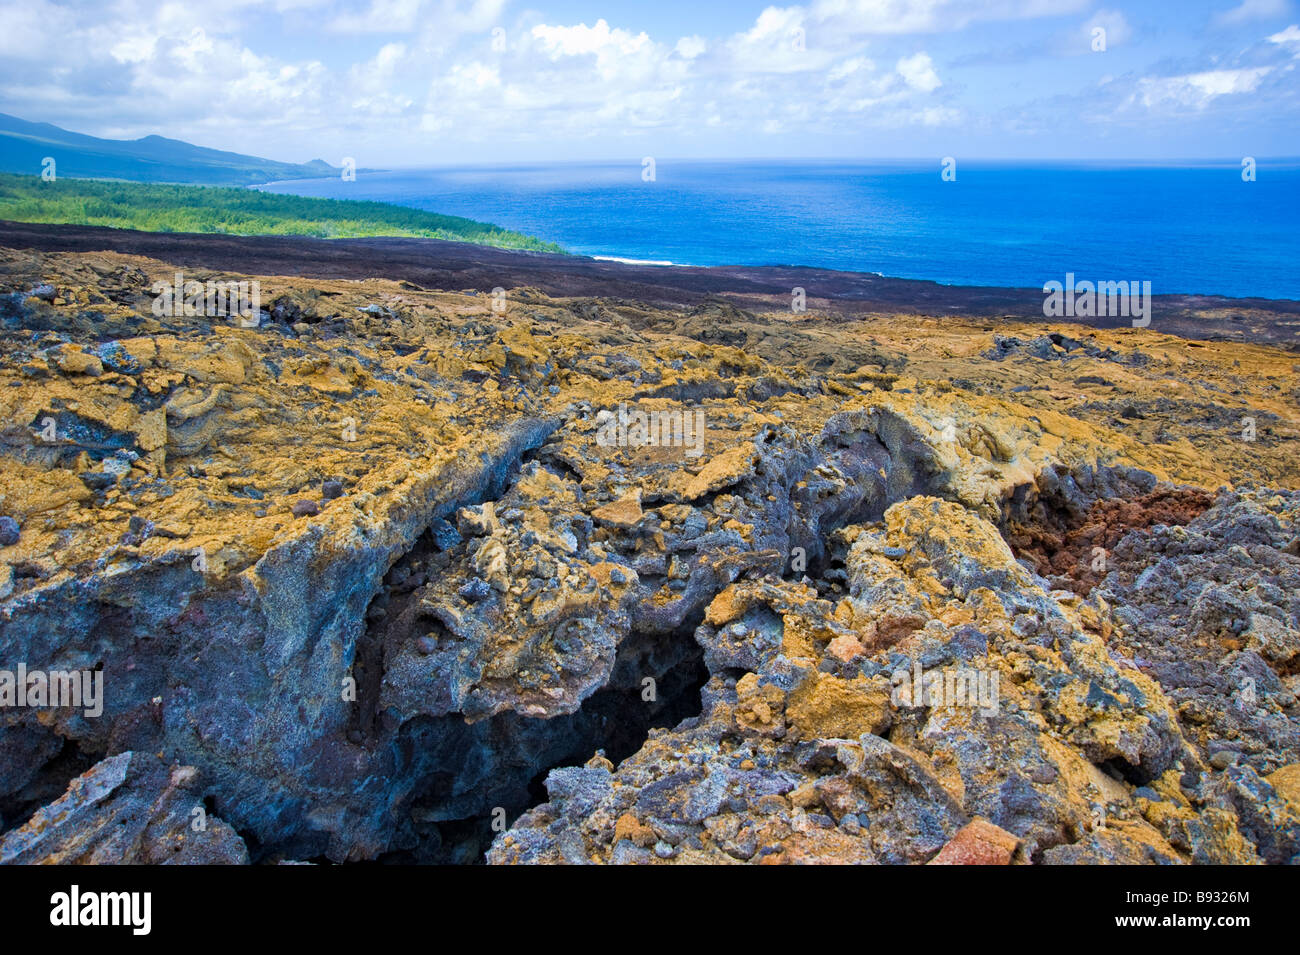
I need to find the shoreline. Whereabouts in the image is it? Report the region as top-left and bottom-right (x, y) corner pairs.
(2, 218), (1297, 347)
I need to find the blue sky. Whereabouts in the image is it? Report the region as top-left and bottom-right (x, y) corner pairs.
(0, 0), (1297, 164)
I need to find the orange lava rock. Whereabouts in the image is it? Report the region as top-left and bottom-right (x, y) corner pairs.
(591, 491), (643, 528)
(928, 819), (1020, 865)
(786, 671), (892, 741)
(613, 813), (657, 848)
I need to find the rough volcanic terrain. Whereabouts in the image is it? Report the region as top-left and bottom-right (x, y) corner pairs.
(4, 220), (1299, 347)
(0, 239), (1297, 865)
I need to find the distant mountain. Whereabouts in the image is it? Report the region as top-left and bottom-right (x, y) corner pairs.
(0, 113), (341, 186)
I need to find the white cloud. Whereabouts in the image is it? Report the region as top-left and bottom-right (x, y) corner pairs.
(1269, 23), (1300, 47)
(110, 36), (159, 65)
(531, 19), (651, 59)
(409, 5), (960, 146)
(1215, 0), (1290, 26)
(1135, 67), (1273, 108)
(726, 6), (825, 73)
(896, 52), (941, 91)
(419, 18), (690, 137)
(346, 43), (417, 115)
(674, 36), (707, 59)
(829, 56), (875, 79)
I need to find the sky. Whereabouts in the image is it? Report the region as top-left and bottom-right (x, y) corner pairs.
(0, 0), (1297, 165)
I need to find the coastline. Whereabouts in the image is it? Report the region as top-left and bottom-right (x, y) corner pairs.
(2, 218), (1297, 347)
(246, 160), (1300, 301)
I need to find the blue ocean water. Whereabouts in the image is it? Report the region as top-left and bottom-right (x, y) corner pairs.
(256, 160), (1300, 300)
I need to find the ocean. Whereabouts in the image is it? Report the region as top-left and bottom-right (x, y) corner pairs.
(255, 159), (1300, 300)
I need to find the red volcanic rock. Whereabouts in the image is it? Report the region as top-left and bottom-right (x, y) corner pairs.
(928, 819), (1021, 866)
(1007, 486), (1215, 595)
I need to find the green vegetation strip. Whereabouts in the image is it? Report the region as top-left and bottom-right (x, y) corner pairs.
(0, 173), (565, 252)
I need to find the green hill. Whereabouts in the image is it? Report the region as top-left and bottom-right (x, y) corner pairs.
(0, 173), (565, 252)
